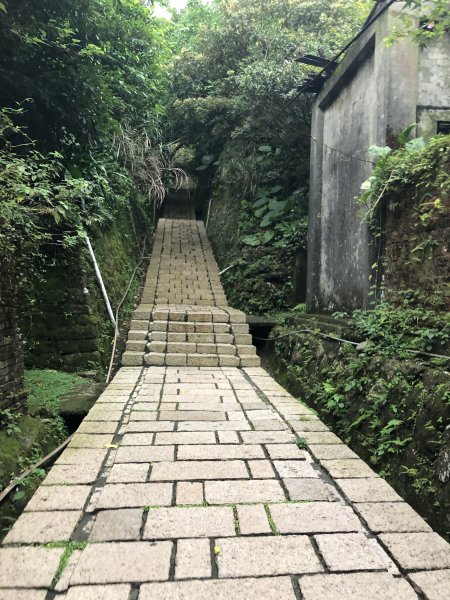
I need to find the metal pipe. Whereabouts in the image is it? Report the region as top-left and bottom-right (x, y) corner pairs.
(0, 434), (74, 506)
(85, 236), (116, 327)
(253, 328), (450, 361)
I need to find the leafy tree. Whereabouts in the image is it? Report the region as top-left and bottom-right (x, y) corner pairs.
(386, 0), (450, 48)
(168, 0), (372, 311)
(0, 0), (172, 311)
(0, 0), (169, 151)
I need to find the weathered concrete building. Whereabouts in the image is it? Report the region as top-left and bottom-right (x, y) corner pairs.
(306, 0), (450, 312)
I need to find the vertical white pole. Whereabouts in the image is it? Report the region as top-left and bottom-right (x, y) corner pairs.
(85, 236), (116, 327)
(205, 198), (212, 231)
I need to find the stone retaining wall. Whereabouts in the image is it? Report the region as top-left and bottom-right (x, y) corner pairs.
(271, 329), (450, 540)
(0, 264), (24, 410)
(384, 190), (450, 309)
(26, 206), (148, 372)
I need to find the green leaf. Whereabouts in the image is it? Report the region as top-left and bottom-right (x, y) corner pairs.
(361, 176), (375, 191)
(405, 137), (425, 152)
(242, 234), (261, 246)
(13, 490), (25, 502)
(253, 197), (270, 209)
(397, 124), (416, 146)
(258, 145), (272, 153)
(268, 199), (287, 211)
(201, 154), (215, 165)
(261, 230), (274, 245)
(260, 210), (281, 227)
(368, 145), (392, 160)
(269, 185), (282, 194)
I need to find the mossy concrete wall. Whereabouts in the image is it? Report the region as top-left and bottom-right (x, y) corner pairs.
(307, 2), (450, 312)
(385, 189), (450, 310)
(25, 203), (149, 371)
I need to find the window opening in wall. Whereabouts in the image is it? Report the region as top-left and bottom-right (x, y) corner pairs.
(437, 121), (450, 135)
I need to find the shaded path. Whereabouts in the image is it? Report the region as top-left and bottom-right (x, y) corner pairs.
(1, 201), (449, 599)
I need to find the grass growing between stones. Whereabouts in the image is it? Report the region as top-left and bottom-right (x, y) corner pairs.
(264, 504), (279, 535)
(295, 436), (308, 449)
(233, 506), (240, 535)
(48, 541), (88, 587)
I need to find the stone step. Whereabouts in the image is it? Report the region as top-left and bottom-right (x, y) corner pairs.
(236, 344), (257, 356)
(132, 307), (152, 321)
(240, 355), (261, 367)
(148, 332), (234, 344)
(126, 340), (147, 352)
(144, 353), (245, 367)
(152, 309), (226, 322)
(230, 323), (250, 334)
(128, 330), (147, 341)
(150, 321), (233, 334)
(233, 333), (253, 345)
(130, 320), (149, 331)
(146, 342), (238, 356)
(121, 351), (143, 366)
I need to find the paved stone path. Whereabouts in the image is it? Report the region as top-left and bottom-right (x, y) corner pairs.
(1, 203), (449, 599)
(122, 211), (260, 368)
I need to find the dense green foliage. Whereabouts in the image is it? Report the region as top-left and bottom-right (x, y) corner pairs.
(360, 133), (450, 223)
(221, 187), (308, 313)
(169, 0), (372, 313)
(386, 0), (450, 48)
(345, 295), (449, 357)
(359, 133), (450, 306)
(24, 369), (90, 420)
(0, 0), (167, 148)
(273, 303), (450, 538)
(0, 0), (170, 303)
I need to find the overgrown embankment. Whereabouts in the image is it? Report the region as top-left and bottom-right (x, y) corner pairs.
(272, 318), (449, 540)
(0, 0), (169, 534)
(207, 184), (307, 313)
(0, 370), (91, 540)
(0, 0), (172, 383)
(25, 200), (150, 373)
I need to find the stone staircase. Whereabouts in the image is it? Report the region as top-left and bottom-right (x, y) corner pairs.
(122, 199), (261, 368)
(125, 305), (259, 367)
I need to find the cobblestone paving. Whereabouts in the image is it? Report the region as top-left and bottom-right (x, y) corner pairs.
(2, 204), (449, 598)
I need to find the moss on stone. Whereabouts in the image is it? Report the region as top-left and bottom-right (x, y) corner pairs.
(0, 415), (51, 488)
(271, 327), (450, 541)
(25, 199), (151, 373)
